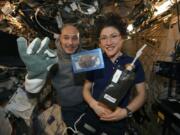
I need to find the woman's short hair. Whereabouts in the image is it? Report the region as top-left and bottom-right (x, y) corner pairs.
(96, 13), (127, 37)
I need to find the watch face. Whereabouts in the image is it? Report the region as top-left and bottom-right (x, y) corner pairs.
(128, 111), (133, 117)
(125, 107), (133, 118)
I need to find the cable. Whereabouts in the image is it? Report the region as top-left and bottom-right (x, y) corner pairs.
(62, 113), (85, 135)
(34, 8), (57, 35)
(74, 113), (85, 132)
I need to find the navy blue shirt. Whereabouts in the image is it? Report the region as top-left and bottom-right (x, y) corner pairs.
(86, 53), (145, 107)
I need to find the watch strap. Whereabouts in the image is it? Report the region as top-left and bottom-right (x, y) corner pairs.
(125, 107), (133, 118)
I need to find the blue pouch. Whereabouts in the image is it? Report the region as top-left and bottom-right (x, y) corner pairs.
(71, 48), (104, 73)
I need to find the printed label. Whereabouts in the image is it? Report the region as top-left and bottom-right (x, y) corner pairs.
(104, 94), (117, 103)
(112, 69), (122, 83)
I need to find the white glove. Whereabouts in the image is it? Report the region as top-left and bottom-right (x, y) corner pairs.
(17, 37), (58, 93)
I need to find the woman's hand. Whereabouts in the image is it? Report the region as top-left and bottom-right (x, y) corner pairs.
(89, 100), (112, 117)
(100, 107), (127, 121)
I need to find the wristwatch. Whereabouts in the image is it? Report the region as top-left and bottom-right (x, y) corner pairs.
(125, 107), (133, 118)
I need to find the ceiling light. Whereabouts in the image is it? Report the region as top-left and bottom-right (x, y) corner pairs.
(127, 24), (134, 32)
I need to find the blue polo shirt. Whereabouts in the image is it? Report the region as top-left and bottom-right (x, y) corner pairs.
(86, 53), (145, 107)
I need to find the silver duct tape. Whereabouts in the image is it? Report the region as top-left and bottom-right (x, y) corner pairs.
(83, 123), (96, 133)
(77, 131), (85, 135)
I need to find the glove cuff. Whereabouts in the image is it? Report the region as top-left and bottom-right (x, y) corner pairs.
(25, 75), (46, 93)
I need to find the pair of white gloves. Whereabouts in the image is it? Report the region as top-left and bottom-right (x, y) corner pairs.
(17, 37), (58, 94)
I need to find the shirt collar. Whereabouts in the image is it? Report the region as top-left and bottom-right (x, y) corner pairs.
(103, 53), (127, 61)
